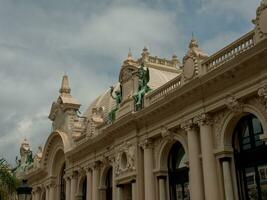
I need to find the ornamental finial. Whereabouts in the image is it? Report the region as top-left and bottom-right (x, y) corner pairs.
(127, 48), (133, 60)
(59, 74), (71, 95)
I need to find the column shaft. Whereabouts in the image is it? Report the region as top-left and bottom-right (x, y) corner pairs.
(131, 181), (136, 200)
(116, 186), (123, 200)
(143, 146), (156, 200)
(200, 122), (220, 200)
(222, 160), (234, 200)
(45, 187), (50, 200)
(66, 178), (71, 200)
(187, 127), (204, 200)
(158, 178), (167, 200)
(87, 170), (93, 200)
(70, 175), (78, 200)
(92, 165), (100, 200)
(49, 185), (55, 200)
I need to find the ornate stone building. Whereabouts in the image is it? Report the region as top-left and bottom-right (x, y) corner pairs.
(18, 1), (267, 200)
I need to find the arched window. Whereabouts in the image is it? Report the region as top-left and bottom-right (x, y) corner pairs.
(60, 163), (66, 200)
(106, 168), (113, 200)
(82, 178), (87, 200)
(168, 142), (189, 200)
(233, 114), (267, 200)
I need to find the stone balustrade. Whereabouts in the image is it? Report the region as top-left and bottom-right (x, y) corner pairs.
(202, 30), (255, 72)
(145, 74), (182, 106)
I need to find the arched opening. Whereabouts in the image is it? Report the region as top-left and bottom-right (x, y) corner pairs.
(82, 178), (87, 200)
(60, 163), (66, 200)
(233, 114), (267, 200)
(105, 167), (113, 200)
(168, 141), (189, 200)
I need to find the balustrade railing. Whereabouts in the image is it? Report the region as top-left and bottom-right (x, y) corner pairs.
(202, 31), (255, 72)
(145, 31), (256, 106)
(146, 75), (182, 105)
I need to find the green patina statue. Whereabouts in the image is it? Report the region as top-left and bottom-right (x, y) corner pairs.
(13, 139), (34, 174)
(133, 63), (151, 111)
(108, 85), (122, 123)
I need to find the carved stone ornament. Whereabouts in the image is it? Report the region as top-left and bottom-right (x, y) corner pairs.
(161, 126), (174, 142)
(193, 113), (213, 126)
(183, 57), (195, 79)
(180, 119), (196, 132)
(114, 142), (136, 176)
(258, 85), (267, 110)
(91, 106), (104, 124)
(225, 95), (243, 113)
(253, 0), (267, 42)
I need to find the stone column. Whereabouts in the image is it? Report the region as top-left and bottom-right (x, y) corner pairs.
(197, 114), (220, 200)
(65, 176), (71, 200)
(92, 162), (100, 200)
(142, 139), (156, 200)
(221, 158), (234, 200)
(45, 186), (50, 200)
(70, 172), (78, 200)
(158, 176), (167, 200)
(116, 185), (123, 200)
(32, 190), (36, 200)
(182, 120), (204, 200)
(86, 169), (93, 200)
(36, 189), (41, 200)
(131, 179), (136, 200)
(49, 184), (55, 200)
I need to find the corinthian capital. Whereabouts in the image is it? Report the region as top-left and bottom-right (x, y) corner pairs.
(181, 119), (196, 131)
(139, 139), (153, 149)
(193, 113), (213, 126)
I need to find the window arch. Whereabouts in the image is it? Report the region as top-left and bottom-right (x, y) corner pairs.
(168, 142), (189, 200)
(60, 163), (66, 200)
(233, 114), (267, 200)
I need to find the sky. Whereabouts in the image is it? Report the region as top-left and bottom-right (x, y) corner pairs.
(0, 0), (261, 165)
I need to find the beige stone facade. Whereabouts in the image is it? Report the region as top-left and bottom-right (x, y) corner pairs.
(20, 1), (267, 200)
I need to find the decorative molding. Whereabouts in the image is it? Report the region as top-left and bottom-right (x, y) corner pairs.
(213, 109), (231, 148)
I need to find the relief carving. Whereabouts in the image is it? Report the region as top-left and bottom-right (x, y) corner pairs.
(258, 85), (267, 111)
(225, 95), (243, 113)
(161, 126), (174, 142)
(114, 142), (136, 176)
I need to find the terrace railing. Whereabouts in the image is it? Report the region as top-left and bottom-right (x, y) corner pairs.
(145, 31), (256, 106)
(202, 31), (255, 72)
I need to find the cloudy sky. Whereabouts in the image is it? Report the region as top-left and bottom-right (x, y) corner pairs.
(0, 0), (261, 165)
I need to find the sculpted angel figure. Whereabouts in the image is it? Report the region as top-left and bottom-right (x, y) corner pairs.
(108, 85), (122, 123)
